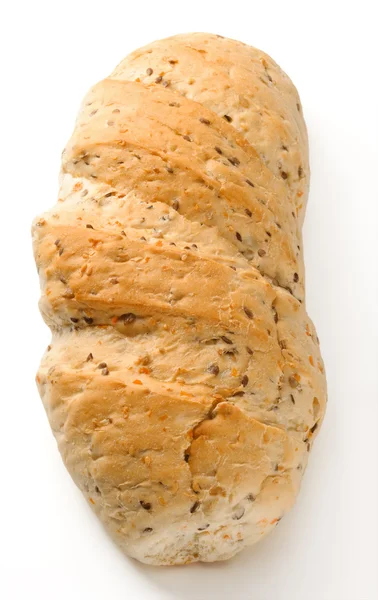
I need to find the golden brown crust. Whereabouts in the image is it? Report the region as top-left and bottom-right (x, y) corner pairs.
(33, 33), (326, 565)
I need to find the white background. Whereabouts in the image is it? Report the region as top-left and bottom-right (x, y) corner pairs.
(1, 1), (377, 599)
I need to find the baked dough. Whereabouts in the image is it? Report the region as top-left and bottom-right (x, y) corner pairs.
(32, 33), (326, 565)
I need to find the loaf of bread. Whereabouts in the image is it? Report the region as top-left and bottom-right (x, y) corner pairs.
(33, 33), (326, 565)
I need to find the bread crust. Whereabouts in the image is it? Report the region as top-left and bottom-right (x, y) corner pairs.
(33, 33), (326, 565)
